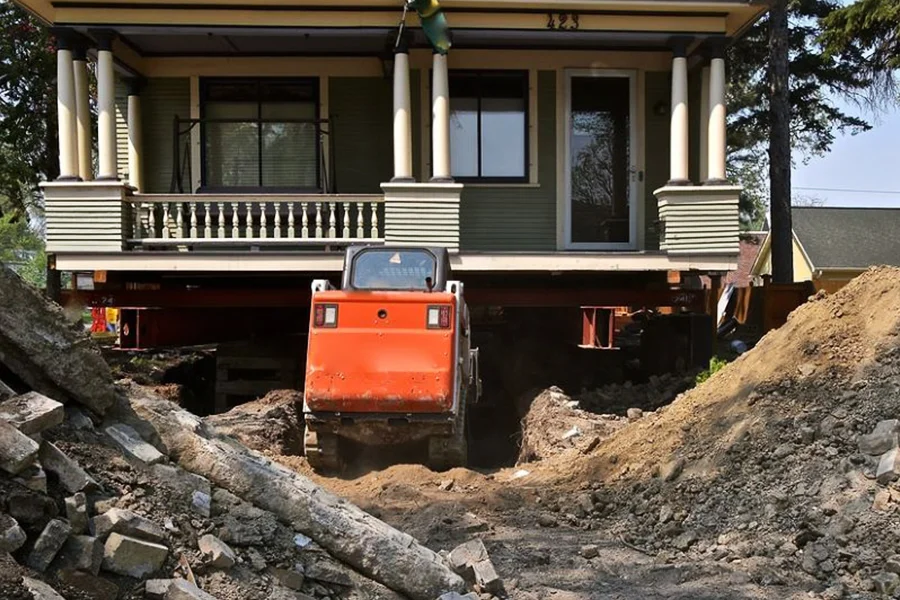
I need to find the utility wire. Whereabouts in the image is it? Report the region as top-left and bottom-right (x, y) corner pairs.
(794, 186), (900, 195)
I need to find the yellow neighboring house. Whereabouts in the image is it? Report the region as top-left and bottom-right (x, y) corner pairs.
(752, 206), (900, 293)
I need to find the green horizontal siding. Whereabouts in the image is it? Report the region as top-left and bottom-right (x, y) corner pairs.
(329, 77), (393, 194)
(141, 78), (190, 194)
(460, 70), (557, 252)
(644, 71), (669, 251)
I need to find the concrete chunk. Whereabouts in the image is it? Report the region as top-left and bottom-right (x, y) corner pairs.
(65, 492), (89, 534)
(26, 518), (72, 572)
(472, 559), (502, 594)
(198, 534), (236, 569)
(92, 508), (165, 543)
(164, 579), (218, 600)
(0, 392), (64, 435)
(0, 418), (39, 475)
(437, 593), (480, 600)
(53, 534), (104, 575)
(14, 464), (47, 493)
(448, 539), (489, 577)
(39, 441), (97, 493)
(860, 420), (900, 455)
(7, 490), (58, 525)
(102, 532), (168, 579)
(58, 568), (119, 600)
(877, 448), (900, 484)
(0, 514), (27, 553)
(22, 577), (66, 600)
(146, 579), (176, 600)
(105, 423), (165, 465)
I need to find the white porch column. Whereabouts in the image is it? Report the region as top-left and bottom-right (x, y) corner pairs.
(668, 42), (690, 185)
(127, 81), (143, 191)
(73, 44), (93, 181)
(96, 32), (118, 180)
(392, 40), (414, 182)
(55, 32), (79, 180)
(707, 42), (728, 184)
(431, 52), (452, 182)
(699, 65), (710, 183)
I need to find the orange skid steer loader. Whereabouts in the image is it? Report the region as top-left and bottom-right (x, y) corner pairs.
(303, 246), (481, 471)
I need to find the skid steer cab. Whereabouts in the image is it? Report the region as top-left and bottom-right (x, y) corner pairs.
(303, 245), (481, 472)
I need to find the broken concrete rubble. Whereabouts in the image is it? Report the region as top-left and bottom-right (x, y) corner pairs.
(91, 507), (166, 543)
(15, 464), (47, 492)
(26, 518), (72, 572)
(65, 492), (89, 534)
(105, 423), (165, 465)
(859, 419), (900, 456)
(876, 447), (900, 484)
(58, 568), (119, 600)
(22, 576), (66, 600)
(164, 579), (218, 600)
(0, 418), (40, 474)
(0, 392), (64, 436)
(38, 440), (97, 493)
(198, 534), (236, 569)
(53, 534), (104, 575)
(102, 532), (168, 578)
(0, 514), (26, 553)
(146, 578), (175, 599)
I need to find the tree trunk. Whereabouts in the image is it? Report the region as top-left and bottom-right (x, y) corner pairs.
(121, 384), (468, 600)
(768, 0), (793, 283)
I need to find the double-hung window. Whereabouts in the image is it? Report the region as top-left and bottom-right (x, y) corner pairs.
(201, 78), (319, 192)
(449, 71), (528, 183)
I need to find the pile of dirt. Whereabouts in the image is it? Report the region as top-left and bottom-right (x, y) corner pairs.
(532, 266), (900, 597)
(205, 389), (305, 456)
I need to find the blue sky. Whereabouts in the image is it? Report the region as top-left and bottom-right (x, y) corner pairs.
(792, 100), (900, 208)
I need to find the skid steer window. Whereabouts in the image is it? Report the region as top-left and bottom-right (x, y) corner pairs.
(350, 249), (437, 291)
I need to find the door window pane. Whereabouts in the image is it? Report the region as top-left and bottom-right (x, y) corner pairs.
(569, 76), (631, 245)
(204, 101), (259, 188)
(261, 102), (317, 187)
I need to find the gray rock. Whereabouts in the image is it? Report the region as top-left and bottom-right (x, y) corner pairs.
(886, 554), (900, 574)
(772, 443), (794, 459)
(245, 548), (267, 572)
(65, 492), (89, 534)
(191, 491), (212, 518)
(304, 561), (353, 586)
(537, 513), (557, 528)
(22, 577), (65, 600)
(105, 423), (165, 465)
(575, 493), (594, 516)
(626, 408), (643, 420)
(658, 505), (674, 524)
(579, 544), (599, 559)
(448, 539), (489, 577)
(102, 532), (168, 579)
(821, 583), (845, 600)
(58, 568), (119, 600)
(672, 531), (698, 551)
(0, 392), (64, 435)
(660, 458), (685, 482)
(198, 534), (236, 569)
(26, 518), (72, 571)
(872, 571), (900, 595)
(876, 448), (900, 484)
(472, 558), (502, 594)
(859, 420), (899, 455)
(164, 579), (218, 600)
(91, 508), (165, 543)
(14, 464), (47, 493)
(268, 566), (305, 590)
(0, 514), (26, 553)
(799, 426), (816, 444)
(66, 406), (95, 430)
(0, 418), (39, 475)
(146, 579), (175, 600)
(53, 534), (104, 575)
(38, 441), (97, 493)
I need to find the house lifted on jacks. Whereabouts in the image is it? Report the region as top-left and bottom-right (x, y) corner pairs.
(17, 0), (766, 417)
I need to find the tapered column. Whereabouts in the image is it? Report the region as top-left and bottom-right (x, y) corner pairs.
(668, 41), (690, 185)
(95, 31), (118, 180)
(391, 38), (413, 182)
(73, 44), (92, 181)
(707, 41), (728, 184)
(430, 52), (452, 182)
(699, 65), (710, 183)
(127, 80), (143, 191)
(54, 31), (79, 180)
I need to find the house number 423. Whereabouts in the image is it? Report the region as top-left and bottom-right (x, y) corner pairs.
(547, 12), (580, 30)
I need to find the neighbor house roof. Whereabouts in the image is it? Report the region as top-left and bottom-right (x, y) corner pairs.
(726, 232), (767, 286)
(791, 206), (900, 271)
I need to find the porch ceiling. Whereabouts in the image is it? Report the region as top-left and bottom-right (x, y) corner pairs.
(71, 25), (715, 57)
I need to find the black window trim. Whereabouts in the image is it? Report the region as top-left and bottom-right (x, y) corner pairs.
(198, 76), (321, 194)
(441, 69), (530, 184)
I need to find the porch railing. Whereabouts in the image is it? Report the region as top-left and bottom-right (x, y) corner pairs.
(169, 116), (336, 194)
(127, 194), (384, 246)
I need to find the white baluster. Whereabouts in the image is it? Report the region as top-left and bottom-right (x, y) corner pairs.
(315, 203), (323, 238)
(342, 203), (350, 239)
(132, 202), (142, 239)
(231, 203), (239, 238)
(203, 202), (212, 238)
(370, 203), (379, 239)
(288, 204), (296, 238)
(189, 203), (198, 239)
(148, 203), (157, 238)
(217, 203), (225, 238)
(356, 202), (364, 238)
(274, 203), (282, 238)
(176, 203), (183, 238)
(328, 202), (336, 238)
(245, 202), (253, 238)
(301, 203), (309, 238)
(162, 203), (171, 239)
(260, 202), (268, 239)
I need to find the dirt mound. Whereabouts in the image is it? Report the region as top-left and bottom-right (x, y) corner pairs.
(539, 266), (900, 595)
(205, 389), (305, 456)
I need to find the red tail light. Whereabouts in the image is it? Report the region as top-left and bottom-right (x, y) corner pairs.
(314, 304), (338, 328)
(427, 305), (452, 329)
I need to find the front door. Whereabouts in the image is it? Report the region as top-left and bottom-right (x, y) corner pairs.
(565, 70), (637, 249)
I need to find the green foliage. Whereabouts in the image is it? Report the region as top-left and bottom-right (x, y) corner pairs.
(0, 1), (58, 219)
(696, 356), (730, 385)
(0, 209), (46, 288)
